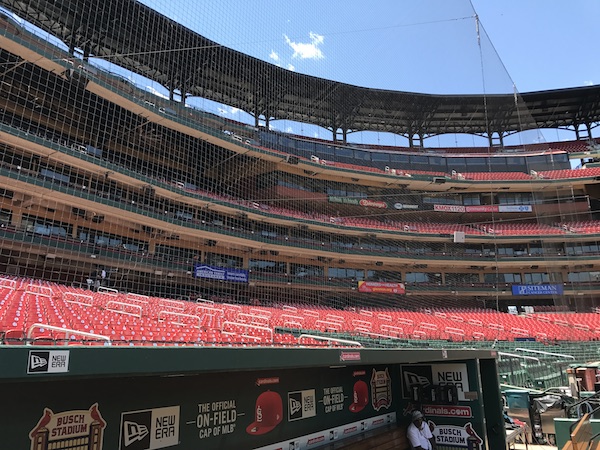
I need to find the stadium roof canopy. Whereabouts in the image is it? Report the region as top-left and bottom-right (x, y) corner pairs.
(4, 0), (600, 141)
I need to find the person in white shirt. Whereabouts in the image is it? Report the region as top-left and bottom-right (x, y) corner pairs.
(407, 411), (436, 450)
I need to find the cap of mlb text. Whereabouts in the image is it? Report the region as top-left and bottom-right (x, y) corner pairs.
(349, 380), (369, 413)
(246, 391), (283, 435)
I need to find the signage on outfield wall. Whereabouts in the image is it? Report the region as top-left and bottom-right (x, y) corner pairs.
(193, 264), (249, 283)
(434, 204), (532, 213)
(357, 281), (405, 294)
(434, 204), (465, 213)
(328, 196), (361, 205)
(511, 284), (563, 296)
(464, 205), (498, 213)
(358, 199), (387, 209)
(393, 203), (419, 210)
(498, 205), (532, 213)
(328, 196), (389, 209)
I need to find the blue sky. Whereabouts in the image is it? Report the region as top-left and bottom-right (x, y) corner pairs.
(138, 0), (599, 146)
(139, 0), (599, 93)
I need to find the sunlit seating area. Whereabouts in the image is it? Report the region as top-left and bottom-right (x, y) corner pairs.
(2, 277), (599, 348)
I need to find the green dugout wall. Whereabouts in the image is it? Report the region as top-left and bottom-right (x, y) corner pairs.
(0, 346), (505, 450)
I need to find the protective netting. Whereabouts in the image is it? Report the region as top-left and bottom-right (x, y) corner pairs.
(0, 0), (598, 344)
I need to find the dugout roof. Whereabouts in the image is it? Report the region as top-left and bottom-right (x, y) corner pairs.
(3, 0), (600, 138)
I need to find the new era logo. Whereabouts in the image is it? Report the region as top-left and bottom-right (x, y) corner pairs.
(27, 350), (70, 374)
(288, 390), (316, 422)
(289, 398), (302, 417)
(123, 421), (149, 446)
(30, 354), (48, 370)
(120, 411), (151, 450)
(403, 371), (431, 388)
(119, 406), (180, 450)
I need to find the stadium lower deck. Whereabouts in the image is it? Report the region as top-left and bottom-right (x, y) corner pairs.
(2, 277), (599, 347)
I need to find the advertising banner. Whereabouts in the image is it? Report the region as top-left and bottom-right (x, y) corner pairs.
(11, 364), (399, 450)
(498, 205), (532, 213)
(392, 203), (419, 210)
(357, 281), (405, 294)
(433, 204), (532, 213)
(327, 197), (388, 209)
(511, 284), (563, 296)
(193, 264), (249, 283)
(328, 196), (360, 206)
(434, 205), (465, 213)
(464, 205), (498, 213)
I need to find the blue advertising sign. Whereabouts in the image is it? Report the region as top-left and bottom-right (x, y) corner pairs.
(511, 284), (563, 296)
(193, 264), (249, 283)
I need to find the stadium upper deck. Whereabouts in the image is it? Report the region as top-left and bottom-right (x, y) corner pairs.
(0, 1), (599, 315)
(1, 0), (600, 144)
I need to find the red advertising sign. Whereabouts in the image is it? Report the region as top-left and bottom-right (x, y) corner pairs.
(357, 282), (405, 294)
(433, 204), (465, 213)
(465, 205), (498, 213)
(359, 199), (388, 209)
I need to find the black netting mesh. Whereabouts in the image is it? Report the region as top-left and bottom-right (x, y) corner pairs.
(0, 0), (598, 350)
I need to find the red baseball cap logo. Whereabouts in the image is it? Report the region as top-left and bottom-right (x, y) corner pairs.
(349, 380), (369, 413)
(246, 391), (283, 435)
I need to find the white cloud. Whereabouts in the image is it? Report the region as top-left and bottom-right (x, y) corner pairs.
(584, 80), (594, 86)
(269, 50), (280, 62)
(287, 63), (296, 71)
(217, 106), (240, 116)
(286, 127), (294, 133)
(284, 31), (324, 59)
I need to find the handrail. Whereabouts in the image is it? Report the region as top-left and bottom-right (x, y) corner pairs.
(514, 348), (575, 359)
(196, 304), (224, 316)
(221, 321), (273, 343)
(237, 312), (270, 326)
(98, 286), (119, 295)
(63, 291), (94, 307)
(298, 334), (362, 347)
(106, 301), (142, 318)
(586, 432), (600, 450)
(26, 283), (53, 296)
(159, 298), (184, 310)
(497, 352), (540, 362)
(567, 394), (600, 418)
(0, 277), (16, 290)
(27, 323), (110, 344)
(568, 410), (597, 450)
(315, 319), (341, 331)
(158, 311), (201, 328)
